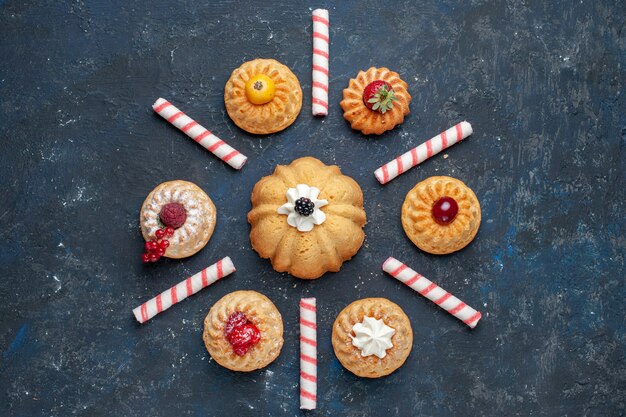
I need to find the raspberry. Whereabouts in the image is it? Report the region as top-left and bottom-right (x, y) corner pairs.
(159, 202), (187, 229)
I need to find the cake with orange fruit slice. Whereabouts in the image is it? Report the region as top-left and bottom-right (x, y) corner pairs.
(224, 58), (302, 135)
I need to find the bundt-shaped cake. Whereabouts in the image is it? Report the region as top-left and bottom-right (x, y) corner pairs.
(340, 67), (411, 135)
(224, 58), (302, 135)
(248, 157), (367, 279)
(401, 176), (481, 255)
(332, 298), (413, 378)
(140, 180), (216, 259)
(203, 290), (283, 372)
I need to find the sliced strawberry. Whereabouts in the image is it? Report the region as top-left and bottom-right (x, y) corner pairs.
(227, 323), (261, 356)
(224, 311), (248, 336)
(223, 312), (261, 356)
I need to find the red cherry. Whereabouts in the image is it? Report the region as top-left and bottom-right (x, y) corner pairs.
(432, 196), (459, 225)
(159, 239), (170, 250)
(141, 253), (150, 263)
(164, 227), (175, 237)
(226, 323), (261, 356)
(155, 229), (165, 239)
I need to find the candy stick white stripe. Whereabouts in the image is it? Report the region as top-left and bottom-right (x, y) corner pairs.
(132, 257), (236, 324)
(382, 257), (482, 328)
(152, 98), (247, 170)
(300, 297), (317, 410)
(312, 9), (329, 116)
(374, 121), (473, 184)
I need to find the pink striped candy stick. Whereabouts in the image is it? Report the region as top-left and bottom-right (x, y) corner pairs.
(300, 298), (317, 409)
(133, 257), (236, 324)
(152, 98), (248, 170)
(374, 121), (473, 184)
(312, 9), (329, 116)
(382, 257), (482, 328)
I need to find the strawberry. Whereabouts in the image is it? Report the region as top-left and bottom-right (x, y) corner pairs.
(362, 80), (398, 113)
(224, 312), (261, 356)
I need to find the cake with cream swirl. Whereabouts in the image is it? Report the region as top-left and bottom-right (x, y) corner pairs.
(332, 298), (412, 378)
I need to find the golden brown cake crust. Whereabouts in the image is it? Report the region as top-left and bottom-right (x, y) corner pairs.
(247, 157), (367, 279)
(340, 67), (411, 135)
(203, 290), (283, 372)
(140, 180), (216, 259)
(402, 176), (481, 255)
(224, 58), (302, 135)
(332, 298), (413, 378)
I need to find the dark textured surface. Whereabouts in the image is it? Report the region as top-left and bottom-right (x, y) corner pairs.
(1, 1), (625, 416)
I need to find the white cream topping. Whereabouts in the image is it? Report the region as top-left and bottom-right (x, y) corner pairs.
(350, 316), (395, 358)
(277, 184), (328, 232)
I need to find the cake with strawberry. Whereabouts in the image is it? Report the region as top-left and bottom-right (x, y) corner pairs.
(203, 290), (284, 372)
(340, 67), (411, 135)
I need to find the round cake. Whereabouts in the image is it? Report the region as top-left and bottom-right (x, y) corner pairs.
(401, 176), (481, 255)
(140, 180), (216, 259)
(224, 58), (302, 135)
(203, 290), (283, 372)
(340, 67), (411, 135)
(247, 157), (367, 279)
(332, 298), (413, 378)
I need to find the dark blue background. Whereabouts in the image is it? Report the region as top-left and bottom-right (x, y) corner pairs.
(1, 1), (624, 416)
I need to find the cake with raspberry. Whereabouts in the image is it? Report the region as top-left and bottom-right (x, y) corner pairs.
(140, 180), (216, 260)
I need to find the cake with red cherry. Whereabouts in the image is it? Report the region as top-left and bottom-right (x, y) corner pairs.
(401, 176), (481, 255)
